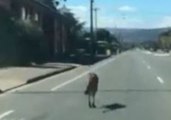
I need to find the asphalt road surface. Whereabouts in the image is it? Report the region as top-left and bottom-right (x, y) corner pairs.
(0, 49), (171, 120)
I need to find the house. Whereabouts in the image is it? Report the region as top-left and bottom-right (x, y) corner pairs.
(0, 0), (10, 10)
(0, 0), (69, 60)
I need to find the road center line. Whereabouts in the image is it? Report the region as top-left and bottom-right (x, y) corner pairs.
(142, 60), (146, 64)
(0, 110), (14, 119)
(51, 57), (116, 91)
(157, 76), (164, 84)
(142, 60), (152, 70)
(147, 65), (151, 70)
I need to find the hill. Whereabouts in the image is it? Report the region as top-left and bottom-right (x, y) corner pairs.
(107, 28), (169, 43)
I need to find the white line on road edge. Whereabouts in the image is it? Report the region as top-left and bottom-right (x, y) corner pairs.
(157, 76), (164, 84)
(142, 50), (170, 57)
(0, 55), (118, 97)
(51, 71), (89, 91)
(0, 110), (14, 119)
(153, 53), (170, 57)
(51, 57), (116, 91)
(143, 51), (152, 55)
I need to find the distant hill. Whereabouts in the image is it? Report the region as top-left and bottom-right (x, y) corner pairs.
(107, 28), (169, 43)
(84, 27), (170, 43)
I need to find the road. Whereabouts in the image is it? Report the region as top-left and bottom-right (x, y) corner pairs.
(0, 49), (171, 120)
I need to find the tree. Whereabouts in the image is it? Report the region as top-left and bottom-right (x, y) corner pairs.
(95, 29), (120, 54)
(16, 20), (49, 65)
(43, 0), (67, 8)
(158, 30), (171, 51)
(0, 7), (20, 66)
(96, 29), (111, 42)
(63, 11), (85, 54)
(0, 6), (49, 66)
(43, 0), (56, 7)
(96, 28), (119, 43)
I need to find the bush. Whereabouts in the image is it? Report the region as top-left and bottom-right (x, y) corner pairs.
(0, 7), (49, 66)
(0, 8), (20, 66)
(15, 20), (49, 65)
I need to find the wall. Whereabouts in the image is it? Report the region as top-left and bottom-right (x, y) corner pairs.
(0, 0), (10, 10)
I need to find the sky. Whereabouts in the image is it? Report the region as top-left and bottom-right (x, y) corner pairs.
(60, 0), (171, 28)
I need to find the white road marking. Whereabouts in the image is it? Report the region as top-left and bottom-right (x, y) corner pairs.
(142, 50), (170, 57)
(143, 51), (152, 55)
(142, 60), (146, 64)
(0, 55), (117, 97)
(142, 60), (152, 70)
(153, 53), (170, 57)
(51, 57), (116, 91)
(0, 110), (14, 119)
(147, 65), (151, 70)
(157, 76), (164, 84)
(51, 71), (89, 91)
(0, 67), (84, 98)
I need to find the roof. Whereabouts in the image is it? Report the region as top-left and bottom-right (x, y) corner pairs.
(35, 0), (56, 9)
(33, 0), (61, 15)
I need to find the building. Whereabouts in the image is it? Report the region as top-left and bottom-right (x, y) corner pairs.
(0, 0), (69, 60)
(0, 0), (10, 10)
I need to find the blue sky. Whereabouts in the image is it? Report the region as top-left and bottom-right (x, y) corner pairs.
(60, 0), (171, 28)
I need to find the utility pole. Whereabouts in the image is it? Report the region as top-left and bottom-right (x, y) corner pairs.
(57, 0), (95, 59)
(94, 8), (99, 41)
(90, 0), (95, 58)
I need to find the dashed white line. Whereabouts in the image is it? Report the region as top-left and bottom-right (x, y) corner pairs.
(0, 110), (14, 119)
(147, 65), (151, 70)
(142, 59), (165, 84)
(157, 76), (164, 84)
(142, 60), (152, 70)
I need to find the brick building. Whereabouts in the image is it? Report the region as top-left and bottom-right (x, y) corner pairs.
(0, 0), (69, 60)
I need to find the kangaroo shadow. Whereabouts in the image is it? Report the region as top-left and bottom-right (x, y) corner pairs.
(101, 103), (126, 113)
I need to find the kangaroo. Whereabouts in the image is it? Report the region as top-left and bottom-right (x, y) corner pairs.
(85, 73), (99, 108)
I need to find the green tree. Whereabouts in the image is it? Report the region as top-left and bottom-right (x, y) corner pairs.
(95, 29), (120, 53)
(158, 30), (171, 51)
(63, 11), (85, 54)
(43, 0), (67, 8)
(96, 29), (111, 42)
(0, 6), (49, 66)
(0, 7), (24, 66)
(16, 20), (49, 65)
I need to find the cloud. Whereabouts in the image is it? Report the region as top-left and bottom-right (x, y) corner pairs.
(98, 16), (144, 28)
(118, 5), (137, 12)
(67, 5), (142, 28)
(68, 5), (89, 22)
(67, 5), (171, 28)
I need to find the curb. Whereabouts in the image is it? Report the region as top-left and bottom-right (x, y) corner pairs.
(0, 89), (3, 94)
(27, 66), (76, 83)
(0, 66), (76, 93)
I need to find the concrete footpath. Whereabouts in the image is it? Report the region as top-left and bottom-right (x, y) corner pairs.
(0, 63), (76, 93)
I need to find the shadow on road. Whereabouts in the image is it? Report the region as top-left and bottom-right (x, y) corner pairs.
(101, 103), (126, 113)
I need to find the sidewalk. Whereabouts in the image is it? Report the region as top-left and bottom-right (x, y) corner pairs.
(0, 63), (76, 93)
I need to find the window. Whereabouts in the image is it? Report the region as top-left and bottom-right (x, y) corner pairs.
(21, 7), (26, 20)
(34, 13), (39, 21)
